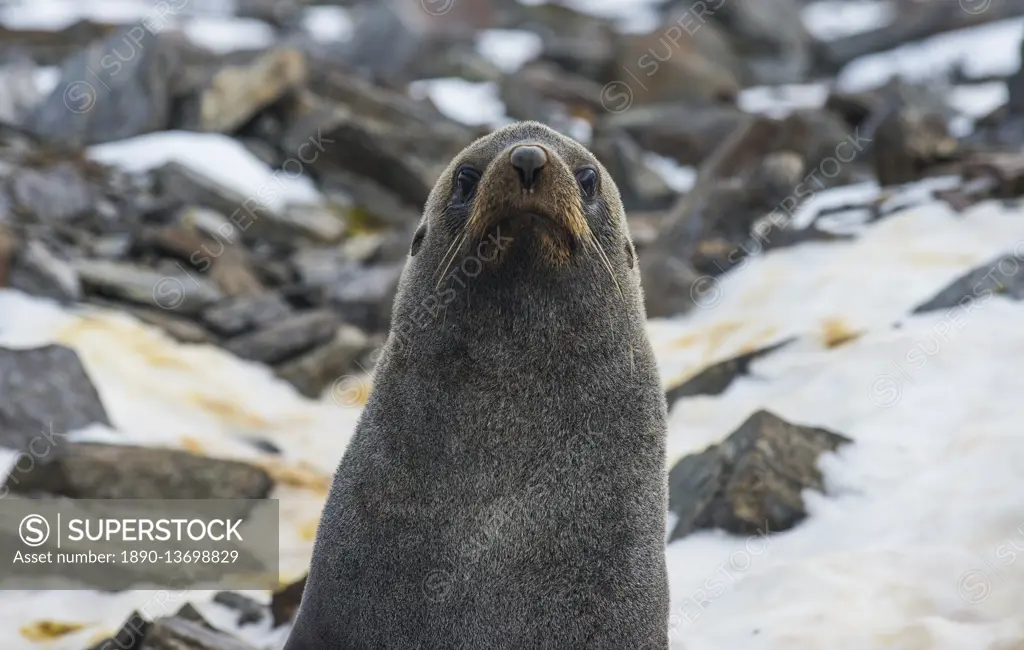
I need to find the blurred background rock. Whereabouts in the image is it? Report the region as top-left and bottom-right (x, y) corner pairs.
(2, 0), (1024, 648)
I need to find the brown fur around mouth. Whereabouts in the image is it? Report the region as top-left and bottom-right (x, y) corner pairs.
(466, 144), (591, 263)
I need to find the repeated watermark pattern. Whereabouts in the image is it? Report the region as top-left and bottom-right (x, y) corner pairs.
(62, 0), (189, 114)
(331, 229), (515, 408)
(600, 0), (728, 114)
(957, 520), (1024, 604)
(0, 423), (68, 500)
(868, 243), (1024, 408)
(667, 522), (772, 642)
(689, 128), (873, 309)
(960, 0), (993, 15)
(150, 129), (336, 311)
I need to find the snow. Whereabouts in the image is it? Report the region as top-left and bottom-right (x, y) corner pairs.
(476, 29), (543, 74)
(300, 6), (354, 43)
(644, 152), (697, 193)
(837, 17), (1024, 93)
(87, 131), (322, 212)
(516, 0), (661, 33)
(182, 17), (277, 54)
(408, 78), (511, 128)
(4, 1), (1024, 648)
(801, 0), (895, 41)
(737, 84), (830, 118)
(0, 0), (163, 30)
(1, 186), (1023, 649)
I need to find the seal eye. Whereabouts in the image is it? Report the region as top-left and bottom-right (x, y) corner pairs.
(575, 168), (598, 198)
(454, 166), (480, 203)
(410, 224), (426, 256)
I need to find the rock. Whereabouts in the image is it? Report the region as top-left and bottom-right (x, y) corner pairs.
(281, 100), (433, 212)
(278, 203), (347, 244)
(912, 253), (1024, 314)
(190, 48), (308, 134)
(22, 27), (183, 146)
(342, 0), (500, 83)
(321, 174), (422, 231)
(616, 14), (741, 105)
(709, 0), (812, 85)
(141, 615), (256, 650)
(88, 298), (215, 344)
(0, 21), (121, 67)
(86, 611), (150, 650)
(200, 293), (293, 337)
(275, 324), (372, 398)
(209, 247), (266, 298)
(499, 60), (605, 124)
(8, 160), (95, 223)
(523, 2), (618, 82)
(270, 574), (307, 628)
(668, 410), (851, 541)
(604, 102), (748, 167)
(212, 591), (266, 627)
(223, 309), (341, 364)
(74, 259), (223, 315)
(155, 162), (272, 233)
(590, 129), (676, 211)
(3, 443), (274, 500)
(665, 339), (794, 411)
(0, 224), (12, 287)
(0, 345), (110, 451)
(323, 262), (403, 332)
(6, 238), (83, 303)
(870, 83), (959, 186)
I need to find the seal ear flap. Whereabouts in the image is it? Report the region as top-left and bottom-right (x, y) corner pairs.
(625, 241), (635, 269)
(410, 224), (427, 256)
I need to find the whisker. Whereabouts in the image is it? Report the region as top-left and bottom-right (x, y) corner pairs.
(435, 231), (468, 291)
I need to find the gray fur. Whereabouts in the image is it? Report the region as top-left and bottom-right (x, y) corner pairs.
(284, 121), (669, 650)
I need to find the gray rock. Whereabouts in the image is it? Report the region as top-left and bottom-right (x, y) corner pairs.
(141, 615), (257, 650)
(7, 239), (83, 303)
(3, 442), (274, 500)
(668, 410), (851, 541)
(200, 293), (293, 337)
(0, 345), (110, 450)
(224, 309), (341, 364)
(274, 324), (371, 398)
(74, 259), (223, 315)
(324, 262), (403, 332)
(912, 253), (1024, 314)
(22, 27), (182, 146)
(590, 129), (676, 211)
(279, 202), (347, 243)
(9, 161), (95, 222)
(212, 591), (267, 627)
(156, 161), (271, 231)
(665, 339), (794, 411)
(86, 611), (150, 650)
(271, 574), (307, 628)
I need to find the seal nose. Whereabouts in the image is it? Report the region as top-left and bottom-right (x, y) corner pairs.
(510, 145), (547, 190)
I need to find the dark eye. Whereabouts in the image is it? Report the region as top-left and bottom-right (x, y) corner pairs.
(454, 166), (480, 203)
(410, 224), (426, 256)
(575, 168), (598, 198)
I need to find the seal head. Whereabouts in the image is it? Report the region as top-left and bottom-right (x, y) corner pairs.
(285, 121), (669, 650)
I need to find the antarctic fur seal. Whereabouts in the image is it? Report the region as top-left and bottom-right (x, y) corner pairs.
(284, 121), (669, 650)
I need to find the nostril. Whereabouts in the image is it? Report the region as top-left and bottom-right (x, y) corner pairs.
(510, 145), (547, 189)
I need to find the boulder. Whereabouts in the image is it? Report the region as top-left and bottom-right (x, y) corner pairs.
(3, 443), (274, 500)
(0, 345), (109, 451)
(668, 410), (850, 541)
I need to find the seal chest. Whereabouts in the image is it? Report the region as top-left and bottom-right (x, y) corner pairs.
(285, 121), (669, 650)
